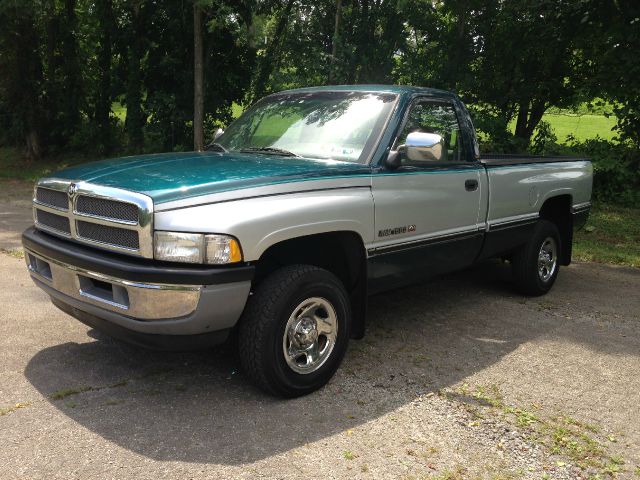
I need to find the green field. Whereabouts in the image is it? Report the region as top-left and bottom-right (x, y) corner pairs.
(541, 113), (617, 142)
(573, 204), (640, 267)
(508, 112), (617, 142)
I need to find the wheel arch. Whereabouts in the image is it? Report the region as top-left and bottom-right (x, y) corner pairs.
(252, 231), (368, 339)
(539, 194), (573, 265)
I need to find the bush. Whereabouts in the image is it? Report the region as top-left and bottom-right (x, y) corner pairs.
(475, 114), (640, 207)
(530, 121), (558, 155)
(538, 136), (640, 206)
(568, 138), (640, 206)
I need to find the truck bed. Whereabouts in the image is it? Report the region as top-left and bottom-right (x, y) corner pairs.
(480, 154), (590, 167)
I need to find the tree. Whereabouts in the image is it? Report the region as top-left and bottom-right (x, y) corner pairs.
(0, 1), (45, 160)
(396, 0), (588, 147)
(579, 0), (640, 147)
(251, 0), (296, 101)
(125, 0), (145, 151)
(328, 0), (342, 83)
(94, 0), (116, 154)
(60, 0), (82, 137)
(193, 2), (205, 151)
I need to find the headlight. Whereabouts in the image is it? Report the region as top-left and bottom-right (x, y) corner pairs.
(154, 232), (243, 264)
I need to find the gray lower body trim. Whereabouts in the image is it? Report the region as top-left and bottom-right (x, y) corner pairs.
(572, 203), (591, 231)
(32, 276), (251, 336)
(368, 231), (483, 294)
(572, 201), (592, 214)
(51, 297), (232, 350)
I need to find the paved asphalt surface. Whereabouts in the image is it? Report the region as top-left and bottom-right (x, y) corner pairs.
(1, 180), (639, 478)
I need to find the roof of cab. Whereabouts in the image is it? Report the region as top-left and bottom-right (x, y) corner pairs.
(274, 84), (456, 98)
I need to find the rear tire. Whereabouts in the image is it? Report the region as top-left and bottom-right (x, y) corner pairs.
(238, 264), (351, 397)
(512, 219), (561, 296)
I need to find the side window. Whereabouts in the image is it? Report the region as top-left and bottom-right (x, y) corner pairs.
(396, 102), (462, 162)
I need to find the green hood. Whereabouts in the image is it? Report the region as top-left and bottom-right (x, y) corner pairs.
(52, 152), (371, 204)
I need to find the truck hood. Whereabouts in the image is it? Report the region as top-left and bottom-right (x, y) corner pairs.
(52, 151), (371, 204)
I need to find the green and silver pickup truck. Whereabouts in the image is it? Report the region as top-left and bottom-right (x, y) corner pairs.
(22, 85), (592, 396)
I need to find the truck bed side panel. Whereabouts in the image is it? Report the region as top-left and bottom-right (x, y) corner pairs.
(478, 160), (593, 259)
(485, 160), (593, 225)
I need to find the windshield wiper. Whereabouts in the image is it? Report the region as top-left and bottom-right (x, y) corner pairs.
(239, 147), (300, 157)
(205, 142), (227, 152)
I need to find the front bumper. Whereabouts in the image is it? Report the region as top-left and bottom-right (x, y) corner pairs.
(22, 227), (254, 349)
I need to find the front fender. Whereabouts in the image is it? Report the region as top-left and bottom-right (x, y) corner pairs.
(153, 188), (375, 261)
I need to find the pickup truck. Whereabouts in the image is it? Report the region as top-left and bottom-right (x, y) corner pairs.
(22, 85), (592, 397)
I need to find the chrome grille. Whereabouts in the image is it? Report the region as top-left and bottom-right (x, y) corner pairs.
(76, 195), (138, 223)
(77, 221), (140, 249)
(32, 179), (153, 258)
(36, 187), (69, 210)
(36, 210), (71, 235)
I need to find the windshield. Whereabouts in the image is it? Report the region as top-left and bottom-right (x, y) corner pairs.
(216, 91), (397, 163)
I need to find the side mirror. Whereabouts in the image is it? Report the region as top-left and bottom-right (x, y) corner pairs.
(385, 149), (402, 170)
(213, 127), (224, 141)
(405, 132), (444, 162)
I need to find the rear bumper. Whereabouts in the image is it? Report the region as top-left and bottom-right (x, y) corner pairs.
(22, 227), (254, 349)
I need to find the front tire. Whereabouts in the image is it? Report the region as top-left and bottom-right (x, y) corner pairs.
(512, 219), (562, 296)
(238, 265), (351, 397)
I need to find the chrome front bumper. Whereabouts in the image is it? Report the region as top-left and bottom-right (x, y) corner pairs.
(23, 246), (252, 343)
(25, 249), (201, 320)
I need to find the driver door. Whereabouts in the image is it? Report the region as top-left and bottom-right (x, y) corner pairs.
(369, 98), (484, 292)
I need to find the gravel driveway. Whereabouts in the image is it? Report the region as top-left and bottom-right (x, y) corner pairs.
(1, 180), (639, 479)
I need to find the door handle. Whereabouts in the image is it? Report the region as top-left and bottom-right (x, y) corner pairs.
(465, 179), (478, 191)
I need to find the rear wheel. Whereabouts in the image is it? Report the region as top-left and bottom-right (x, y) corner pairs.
(238, 264), (351, 397)
(512, 219), (561, 296)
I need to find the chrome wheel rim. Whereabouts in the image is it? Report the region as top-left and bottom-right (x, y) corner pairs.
(538, 237), (558, 282)
(283, 297), (338, 375)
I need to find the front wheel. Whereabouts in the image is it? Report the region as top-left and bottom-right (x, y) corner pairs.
(238, 265), (351, 397)
(512, 219), (562, 296)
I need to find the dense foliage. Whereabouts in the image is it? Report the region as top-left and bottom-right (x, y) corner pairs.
(0, 0), (638, 203)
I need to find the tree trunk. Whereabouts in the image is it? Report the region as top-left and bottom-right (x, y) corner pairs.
(61, 0), (81, 136)
(193, 2), (204, 151)
(25, 130), (41, 163)
(10, 4), (44, 160)
(96, 0), (114, 154)
(328, 0), (343, 83)
(514, 99), (547, 143)
(125, 2), (144, 151)
(514, 101), (529, 139)
(43, 0), (59, 139)
(351, 0), (369, 83)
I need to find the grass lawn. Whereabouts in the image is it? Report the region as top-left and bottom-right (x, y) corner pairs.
(0, 147), (93, 182)
(573, 204), (640, 268)
(543, 113), (617, 142)
(509, 112), (617, 142)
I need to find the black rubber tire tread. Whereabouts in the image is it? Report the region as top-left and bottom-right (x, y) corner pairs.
(237, 264), (350, 397)
(512, 219), (562, 296)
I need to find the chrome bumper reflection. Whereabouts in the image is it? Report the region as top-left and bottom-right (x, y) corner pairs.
(24, 249), (201, 320)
